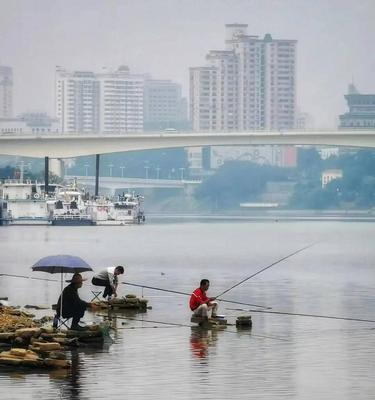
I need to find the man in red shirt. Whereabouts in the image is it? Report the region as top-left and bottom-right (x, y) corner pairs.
(189, 279), (218, 320)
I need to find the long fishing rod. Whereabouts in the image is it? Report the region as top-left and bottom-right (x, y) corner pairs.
(227, 308), (375, 324)
(0, 273), (58, 282)
(215, 242), (317, 299)
(122, 281), (271, 309)
(96, 313), (288, 341)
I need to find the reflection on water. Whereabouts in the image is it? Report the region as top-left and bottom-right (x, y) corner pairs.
(0, 222), (374, 399)
(190, 327), (219, 359)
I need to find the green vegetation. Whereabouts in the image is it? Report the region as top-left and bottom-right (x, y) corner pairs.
(290, 148), (375, 209)
(195, 148), (375, 210)
(194, 161), (292, 209)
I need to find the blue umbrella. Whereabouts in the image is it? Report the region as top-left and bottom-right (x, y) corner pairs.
(32, 255), (93, 328)
(32, 255), (92, 274)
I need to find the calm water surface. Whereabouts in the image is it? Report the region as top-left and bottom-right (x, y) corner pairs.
(0, 220), (374, 399)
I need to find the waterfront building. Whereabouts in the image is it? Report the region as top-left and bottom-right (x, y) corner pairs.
(321, 169), (343, 188)
(339, 84), (375, 129)
(143, 79), (188, 131)
(55, 66), (144, 134)
(0, 66), (13, 118)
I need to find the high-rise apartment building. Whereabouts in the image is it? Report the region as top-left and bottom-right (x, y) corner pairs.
(0, 66), (13, 118)
(56, 69), (100, 133)
(190, 24), (297, 131)
(189, 66), (217, 131)
(144, 79), (188, 131)
(55, 66), (144, 133)
(188, 24), (297, 175)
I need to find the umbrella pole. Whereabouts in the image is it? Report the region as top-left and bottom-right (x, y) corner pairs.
(59, 273), (63, 330)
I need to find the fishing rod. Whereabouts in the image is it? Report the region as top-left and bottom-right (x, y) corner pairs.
(215, 242), (317, 300)
(226, 308), (375, 324)
(96, 313), (289, 342)
(122, 281), (271, 309)
(0, 273), (58, 282)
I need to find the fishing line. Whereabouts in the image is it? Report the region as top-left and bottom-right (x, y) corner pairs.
(117, 325), (179, 330)
(226, 308), (375, 324)
(215, 242), (317, 299)
(122, 282), (271, 309)
(0, 273), (58, 282)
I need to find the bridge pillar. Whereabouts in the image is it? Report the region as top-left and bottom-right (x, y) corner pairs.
(95, 154), (100, 197)
(44, 157), (49, 193)
(49, 158), (64, 178)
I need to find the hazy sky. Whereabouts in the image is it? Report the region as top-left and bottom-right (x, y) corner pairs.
(1, 0), (374, 128)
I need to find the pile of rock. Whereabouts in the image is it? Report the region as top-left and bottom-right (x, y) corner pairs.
(0, 306), (38, 333)
(0, 326), (71, 369)
(94, 294), (149, 311)
(0, 304), (106, 370)
(0, 346), (70, 369)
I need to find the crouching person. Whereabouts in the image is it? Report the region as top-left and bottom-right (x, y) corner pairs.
(189, 279), (218, 321)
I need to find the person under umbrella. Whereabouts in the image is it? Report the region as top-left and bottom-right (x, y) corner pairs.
(55, 272), (95, 330)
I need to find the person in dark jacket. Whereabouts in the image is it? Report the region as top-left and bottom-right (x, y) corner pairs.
(56, 273), (94, 330)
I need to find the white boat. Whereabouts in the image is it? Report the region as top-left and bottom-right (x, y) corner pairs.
(48, 182), (93, 226)
(0, 179), (145, 226)
(0, 179), (50, 225)
(86, 192), (145, 225)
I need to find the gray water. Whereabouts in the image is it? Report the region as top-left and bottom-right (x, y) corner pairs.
(0, 220), (374, 400)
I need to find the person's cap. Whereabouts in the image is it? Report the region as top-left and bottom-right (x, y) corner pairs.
(66, 273), (87, 283)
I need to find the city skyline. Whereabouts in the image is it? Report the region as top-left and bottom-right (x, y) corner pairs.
(1, 0), (375, 129)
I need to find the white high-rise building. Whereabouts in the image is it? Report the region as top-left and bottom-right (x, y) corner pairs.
(99, 66), (144, 133)
(0, 66), (13, 118)
(188, 24), (297, 174)
(190, 24), (297, 131)
(189, 66), (217, 131)
(55, 66), (144, 133)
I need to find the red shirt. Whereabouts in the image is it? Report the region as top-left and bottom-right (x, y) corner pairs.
(189, 287), (208, 311)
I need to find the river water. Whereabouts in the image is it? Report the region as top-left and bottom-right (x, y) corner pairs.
(0, 220), (374, 399)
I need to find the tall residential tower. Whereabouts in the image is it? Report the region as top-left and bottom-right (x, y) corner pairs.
(55, 66), (144, 133)
(190, 24), (297, 131)
(0, 66), (13, 118)
(188, 24), (297, 174)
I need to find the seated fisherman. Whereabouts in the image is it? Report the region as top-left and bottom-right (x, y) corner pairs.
(91, 265), (125, 301)
(55, 273), (94, 330)
(189, 279), (218, 321)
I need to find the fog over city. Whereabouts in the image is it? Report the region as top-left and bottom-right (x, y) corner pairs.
(1, 0), (375, 128)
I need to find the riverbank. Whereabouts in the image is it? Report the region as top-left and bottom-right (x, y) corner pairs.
(147, 209), (375, 222)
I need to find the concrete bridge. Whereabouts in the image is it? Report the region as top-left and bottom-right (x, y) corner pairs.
(0, 130), (375, 159)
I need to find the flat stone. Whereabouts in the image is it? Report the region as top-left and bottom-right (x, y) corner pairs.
(0, 332), (15, 341)
(15, 328), (41, 338)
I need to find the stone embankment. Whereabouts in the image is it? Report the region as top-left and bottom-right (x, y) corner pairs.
(0, 305), (104, 370)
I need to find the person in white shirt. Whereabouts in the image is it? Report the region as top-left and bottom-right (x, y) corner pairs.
(92, 266), (125, 301)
